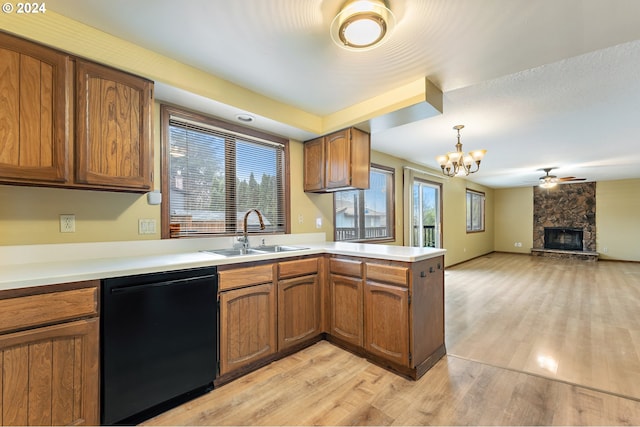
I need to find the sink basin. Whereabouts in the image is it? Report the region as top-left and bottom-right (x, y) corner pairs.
(202, 245), (308, 257)
(202, 248), (269, 257)
(254, 245), (308, 253)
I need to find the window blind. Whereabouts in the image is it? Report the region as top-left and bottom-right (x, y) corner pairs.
(167, 113), (287, 237)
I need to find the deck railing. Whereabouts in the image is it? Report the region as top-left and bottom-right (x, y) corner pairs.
(335, 225), (435, 246)
(335, 226), (389, 241)
(413, 225), (436, 247)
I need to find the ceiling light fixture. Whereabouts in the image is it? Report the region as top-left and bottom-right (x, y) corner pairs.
(330, 0), (395, 50)
(235, 113), (255, 123)
(539, 179), (557, 189)
(436, 125), (487, 177)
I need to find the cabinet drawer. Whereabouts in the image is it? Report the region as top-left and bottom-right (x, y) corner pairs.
(366, 263), (409, 287)
(219, 264), (274, 291)
(279, 258), (318, 279)
(0, 286), (98, 334)
(329, 258), (363, 278)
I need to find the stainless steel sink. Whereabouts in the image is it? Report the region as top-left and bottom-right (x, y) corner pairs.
(254, 245), (308, 253)
(202, 248), (268, 257)
(202, 245), (308, 257)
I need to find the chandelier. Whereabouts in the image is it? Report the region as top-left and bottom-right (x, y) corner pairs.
(436, 125), (487, 177)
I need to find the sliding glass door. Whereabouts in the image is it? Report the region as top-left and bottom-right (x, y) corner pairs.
(411, 179), (441, 248)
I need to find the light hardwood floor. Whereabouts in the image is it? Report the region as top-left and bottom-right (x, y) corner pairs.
(145, 253), (640, 425)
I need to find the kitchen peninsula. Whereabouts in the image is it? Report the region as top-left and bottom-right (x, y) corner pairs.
(0, 234), (445, 425)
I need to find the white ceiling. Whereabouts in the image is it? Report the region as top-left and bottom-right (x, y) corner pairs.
(47, 0), (640, 188)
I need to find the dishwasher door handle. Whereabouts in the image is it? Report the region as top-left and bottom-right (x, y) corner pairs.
(110, 274), (216, 295)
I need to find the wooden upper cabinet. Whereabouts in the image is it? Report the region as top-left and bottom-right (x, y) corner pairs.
(304, 127), (370, 193)
(75, 60), (153, 191)
(0, 32), (71, 185)
(0, 32), (154, 192)
(302, 137), (324, 192)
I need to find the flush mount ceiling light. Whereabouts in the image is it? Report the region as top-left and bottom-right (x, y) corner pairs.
(436, 125), (487, 177)
(331, 0), (395, 50)
(235, 113), (255, 123)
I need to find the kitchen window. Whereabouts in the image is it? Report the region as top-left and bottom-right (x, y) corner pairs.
(334, 164), (395, 242)
(466, 189), (485, 232)
(161, 105), (289, 238)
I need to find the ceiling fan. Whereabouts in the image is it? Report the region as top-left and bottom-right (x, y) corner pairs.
(538, 167), (586, 188)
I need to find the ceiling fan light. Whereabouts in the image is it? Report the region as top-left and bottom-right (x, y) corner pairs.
(540, 181), (557, 189)
(331, 0), (395, 50)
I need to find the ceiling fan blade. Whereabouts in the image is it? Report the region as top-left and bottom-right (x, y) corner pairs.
(558, 177), (586, 182)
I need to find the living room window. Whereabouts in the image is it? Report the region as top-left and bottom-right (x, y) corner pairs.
(161, 105), (289, 238)
(334, 164), (395, 242)
(466, 189), (485, 232)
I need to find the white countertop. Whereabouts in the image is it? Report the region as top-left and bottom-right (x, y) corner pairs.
(0, 234), (445, 292)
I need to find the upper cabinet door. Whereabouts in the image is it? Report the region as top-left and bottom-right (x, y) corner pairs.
(75, 60), (153, 191)
(303, 137), (325, 192)
(325, 129), (351, 189)
(0, 33), (71, 184)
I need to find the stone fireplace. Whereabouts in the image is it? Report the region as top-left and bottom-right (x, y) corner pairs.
(531, 182), (597, 260)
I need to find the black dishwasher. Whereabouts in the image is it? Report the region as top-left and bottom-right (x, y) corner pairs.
(101, 266), (218, 425)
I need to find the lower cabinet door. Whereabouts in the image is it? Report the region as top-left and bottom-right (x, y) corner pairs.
(364, 281), (410, 367)
(0, 318), (99, 426)
(329, 274), (363, 347)
(219, 283), (276, 375)
(278, 274), (321, 351)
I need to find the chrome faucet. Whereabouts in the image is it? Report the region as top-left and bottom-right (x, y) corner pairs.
(240, 209), (265, 250)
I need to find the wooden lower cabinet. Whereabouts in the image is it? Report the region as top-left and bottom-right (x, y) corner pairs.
(0, 281), (99, 426)
(364, 281), (409, 366)
(325, 256), (445, 378)
(278, 274), (321, 351)
(329, 273), (364, 347)
(219, 282), (277, 376)
(217, 254), (444, 383)
(0, 318), (99, 426)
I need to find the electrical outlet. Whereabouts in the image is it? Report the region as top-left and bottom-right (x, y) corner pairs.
(298, 214), (304, 224)
(60, 214), (75, 233)
(138, 219), (157, 235)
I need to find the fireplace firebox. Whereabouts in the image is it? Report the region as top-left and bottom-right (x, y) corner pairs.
(544, 227), (583, 251)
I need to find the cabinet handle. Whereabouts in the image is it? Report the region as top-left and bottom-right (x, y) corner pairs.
(429, 267), (435, 273)
(437, 263), (441, 270)
(420, 271), (426, 277)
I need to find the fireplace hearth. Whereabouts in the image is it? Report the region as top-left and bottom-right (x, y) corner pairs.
(544, 227), (583, 251)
